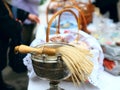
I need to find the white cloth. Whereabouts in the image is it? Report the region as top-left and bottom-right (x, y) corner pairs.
(23, 24), (120, 90)
(28, 79), (99, 90)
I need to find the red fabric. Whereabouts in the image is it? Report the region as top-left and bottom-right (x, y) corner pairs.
(103, 58), (116, 70)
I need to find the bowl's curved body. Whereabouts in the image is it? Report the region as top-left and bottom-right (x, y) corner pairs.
(31, 43), (71, 81)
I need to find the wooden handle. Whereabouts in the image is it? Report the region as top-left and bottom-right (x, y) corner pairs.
(14, 45), (56, 55)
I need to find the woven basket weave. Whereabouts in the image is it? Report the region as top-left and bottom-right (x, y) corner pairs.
(46, 0), (95, 25)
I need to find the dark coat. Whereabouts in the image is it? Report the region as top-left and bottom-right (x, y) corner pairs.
(0, 0), (29, 71)
(0, 0), (29, 42)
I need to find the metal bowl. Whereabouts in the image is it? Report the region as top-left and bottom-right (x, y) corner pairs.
(31, 42), (71, 81)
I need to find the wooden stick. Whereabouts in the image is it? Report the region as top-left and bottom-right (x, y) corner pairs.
(14, 44), (56, 55)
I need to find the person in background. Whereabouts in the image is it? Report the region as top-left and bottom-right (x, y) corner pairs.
(6, 0), (42, 45)
(0, 0), (40, 90)
(93, 0), (119, 22)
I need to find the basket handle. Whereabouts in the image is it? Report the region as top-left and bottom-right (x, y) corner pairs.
(56, 5), (83, 34)
(64, 5), (90, 34)
(46, 2), (90, 34)
(46, 8), (80, 42)
(46, 0), (76, 24)
(46, 0), (92, 24)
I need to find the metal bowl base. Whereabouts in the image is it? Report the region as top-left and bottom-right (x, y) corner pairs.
(47, 81), (64, 90)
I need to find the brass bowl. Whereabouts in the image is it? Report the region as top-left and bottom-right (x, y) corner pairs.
(31, 42), (71, 81)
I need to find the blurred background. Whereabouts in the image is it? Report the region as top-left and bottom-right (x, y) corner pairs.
(2, 0), (120, 90)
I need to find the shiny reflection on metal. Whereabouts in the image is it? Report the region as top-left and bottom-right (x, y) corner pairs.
(31, 42), (72, 90)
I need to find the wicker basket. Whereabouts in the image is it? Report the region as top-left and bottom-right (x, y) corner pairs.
(46, 0), (95, 25)
(76, 0), (95, 24)
(46, 0), (93, 34)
